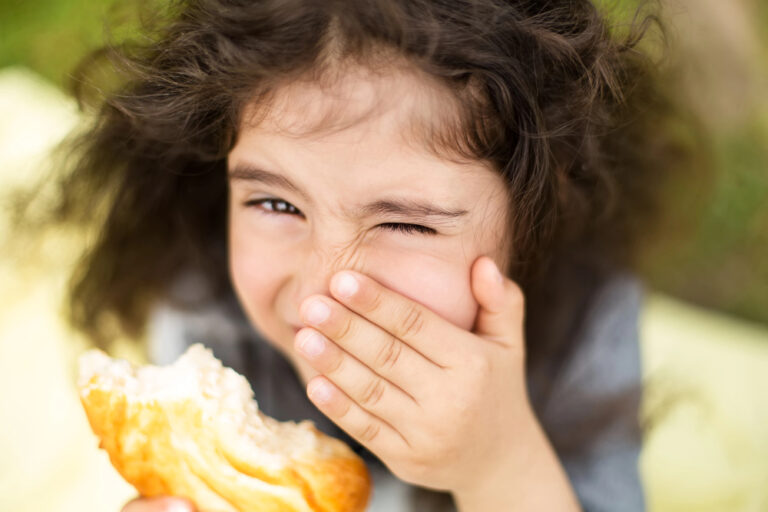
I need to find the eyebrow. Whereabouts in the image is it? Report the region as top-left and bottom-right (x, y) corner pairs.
(228, 164), (469, 222)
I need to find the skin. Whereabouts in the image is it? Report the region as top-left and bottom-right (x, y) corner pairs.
(121, 497), (195, 512)
(123, 65), (581, 511)
(227, 66), (511, 385)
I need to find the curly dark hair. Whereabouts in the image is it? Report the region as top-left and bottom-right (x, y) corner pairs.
(26, 0), (705, 500)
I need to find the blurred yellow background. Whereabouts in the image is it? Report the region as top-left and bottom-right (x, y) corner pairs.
(1, 0), (767, 511)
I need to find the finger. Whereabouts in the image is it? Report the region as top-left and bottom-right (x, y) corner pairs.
(324, 270), (466, 367)
(306, 375), (410, 457)
(470, 256), (525, 347)
(122, 496), (195, 512)
(294, 327), (419, 421)
(299, 294), (441, 390)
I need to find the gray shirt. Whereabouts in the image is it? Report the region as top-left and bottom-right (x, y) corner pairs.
(148, 272), (646, 511)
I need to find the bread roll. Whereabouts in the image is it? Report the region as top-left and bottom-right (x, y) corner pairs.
(77, 343), (371, 512)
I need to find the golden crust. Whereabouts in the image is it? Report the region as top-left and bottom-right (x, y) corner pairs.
(78, 350), (371, 512)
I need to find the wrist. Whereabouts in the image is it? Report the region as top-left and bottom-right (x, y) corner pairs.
(452, 408), (582, 512)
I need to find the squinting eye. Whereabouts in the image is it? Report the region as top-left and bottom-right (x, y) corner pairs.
(245, 198), (303, 217)
(378, 223), (436, 235)
(243, 199), (434, 235)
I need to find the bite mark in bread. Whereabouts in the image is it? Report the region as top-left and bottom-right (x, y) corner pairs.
(78, 344), (371, 512)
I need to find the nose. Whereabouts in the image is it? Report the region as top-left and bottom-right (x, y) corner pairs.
(291, 242), (362, 308)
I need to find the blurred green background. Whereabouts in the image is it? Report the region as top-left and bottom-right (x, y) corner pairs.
(1, 2), (767, 512)
(1, 0), (767, 327)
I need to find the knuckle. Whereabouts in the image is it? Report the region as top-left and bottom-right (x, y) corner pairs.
(334, 315), (355, 342)
(326, 350), (346, 376)
(357, 422), (381, 443)
(335, 395), (353, 420)
(398, 304), (425, 339)
(375, 335), (403, 371)
(365, 289), (385, 313)
(359, 378), (386, 408)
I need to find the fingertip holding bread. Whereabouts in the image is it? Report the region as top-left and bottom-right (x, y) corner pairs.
(78, 344), (371, 512)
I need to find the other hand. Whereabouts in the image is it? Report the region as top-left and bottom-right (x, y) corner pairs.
(122, 496), (196, 512)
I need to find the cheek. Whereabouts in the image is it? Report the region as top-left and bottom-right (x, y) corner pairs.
(228, 216), (285, 325)
(229, 207), (482, 334)
(364, 251), (478, 331)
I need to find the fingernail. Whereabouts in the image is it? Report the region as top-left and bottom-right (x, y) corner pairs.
(333, 272), (359, 299)
(308, 379), (333, 403)
(163, 499), (194, 512)
(490, 259), (504, 284)
(298, 331), (325, 357)
(304, 299), (330, 324)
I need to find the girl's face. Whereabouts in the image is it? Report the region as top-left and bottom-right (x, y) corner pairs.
(227, 68), (510, 383)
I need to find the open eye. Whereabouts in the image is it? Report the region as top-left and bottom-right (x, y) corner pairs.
(378, 223), (436, 235)
(245, 198), (303, 217)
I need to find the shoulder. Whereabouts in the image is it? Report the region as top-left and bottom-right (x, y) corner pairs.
(534, 271), (644, 411)
(539, 271), (647, 511)
(560, 272), (644, 396)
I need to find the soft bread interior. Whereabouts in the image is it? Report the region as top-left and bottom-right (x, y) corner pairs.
(78, 344), (370, 512)
(79, 344), (328, 462)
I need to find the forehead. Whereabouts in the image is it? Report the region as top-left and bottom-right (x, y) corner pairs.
(230, 65), (506, 205)
(239, 64), (450, 154)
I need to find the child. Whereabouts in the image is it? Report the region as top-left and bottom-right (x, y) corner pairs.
(50, 0), (695, 510)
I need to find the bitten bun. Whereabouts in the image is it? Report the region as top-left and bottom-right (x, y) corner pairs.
(77, 343), (371, 512)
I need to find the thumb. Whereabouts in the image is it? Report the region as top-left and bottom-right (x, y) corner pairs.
(470, 256), (525, 344)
